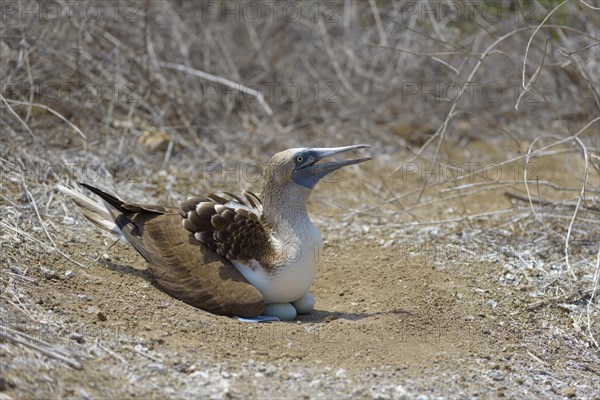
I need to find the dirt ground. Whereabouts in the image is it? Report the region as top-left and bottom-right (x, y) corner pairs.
(1, 1), (599, 398)
(2, 139), (599, 398)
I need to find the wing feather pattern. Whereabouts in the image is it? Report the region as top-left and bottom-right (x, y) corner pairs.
(181, 192), (277, 270)
(79, 184), (265, 317)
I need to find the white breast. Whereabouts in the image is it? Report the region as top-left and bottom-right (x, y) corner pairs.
(232, 224), (323, 304)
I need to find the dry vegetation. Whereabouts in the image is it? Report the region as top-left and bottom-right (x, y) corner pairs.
(1, 0), (599, 398)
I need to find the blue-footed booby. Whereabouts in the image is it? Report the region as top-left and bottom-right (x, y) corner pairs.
(59, 145), (370, 321)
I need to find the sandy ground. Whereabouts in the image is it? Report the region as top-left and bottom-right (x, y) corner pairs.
(2, 1), (599, 397)
(2, 140), (599, 399)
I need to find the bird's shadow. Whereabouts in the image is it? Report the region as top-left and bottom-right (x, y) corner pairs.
(97, 259), (154, 282)
(297, 308), (413, 323)
(93, 259), (413, 324)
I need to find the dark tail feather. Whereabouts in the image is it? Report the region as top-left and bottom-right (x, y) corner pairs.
(80, 183), (129, 214)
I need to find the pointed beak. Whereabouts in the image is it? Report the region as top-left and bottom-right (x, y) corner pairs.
(292, 144), (371, 189)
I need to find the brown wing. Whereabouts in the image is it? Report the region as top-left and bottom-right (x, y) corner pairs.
(80, 184), (264, 317)
(180, 192), (278, 269)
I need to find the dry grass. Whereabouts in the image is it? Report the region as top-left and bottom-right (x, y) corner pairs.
(1, 0), (599, 397)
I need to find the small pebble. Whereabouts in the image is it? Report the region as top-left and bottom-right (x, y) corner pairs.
(70, 332), (85, 344)
(10, 265), (24, 275)
(86, 305), (100, 314)
(382, 240), (396, 248)
(40, 267), (59, 280)
(491, 371), (504, 381)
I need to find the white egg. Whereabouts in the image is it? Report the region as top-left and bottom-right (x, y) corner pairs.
(262, 303), (297, 321)
(291, 292), (315, 315)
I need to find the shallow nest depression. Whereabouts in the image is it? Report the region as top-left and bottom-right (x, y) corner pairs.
(1, 1), (599, 398)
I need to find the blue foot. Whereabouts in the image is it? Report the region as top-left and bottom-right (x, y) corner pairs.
(235, 315), (281, 323)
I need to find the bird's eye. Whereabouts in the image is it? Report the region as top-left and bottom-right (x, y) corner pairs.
(295, 155), (304, 163)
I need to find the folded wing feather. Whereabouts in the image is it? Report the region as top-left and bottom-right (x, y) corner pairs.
(181, 192), (278, 271)
(62, 184), (265, 317)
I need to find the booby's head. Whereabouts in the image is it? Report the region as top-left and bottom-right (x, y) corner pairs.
(264, 144), (371, 191)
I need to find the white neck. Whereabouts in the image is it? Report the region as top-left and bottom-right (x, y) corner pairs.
(262, 183), (319, 261)
(232, 180), (323, 303)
